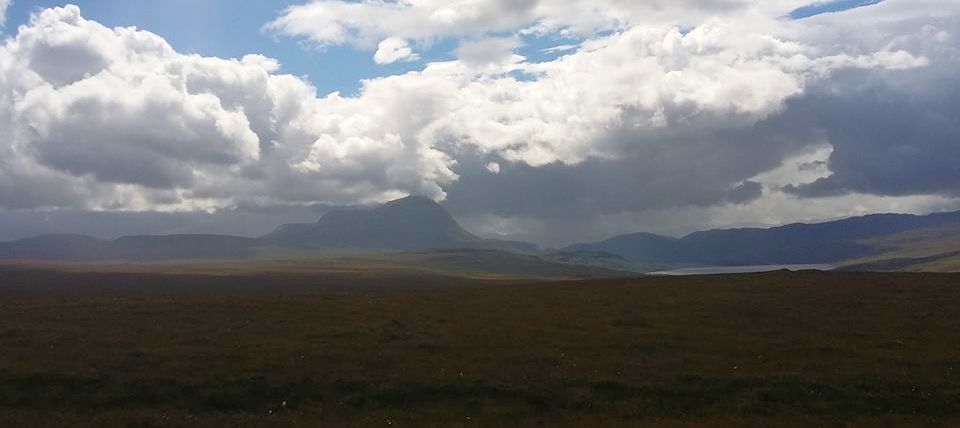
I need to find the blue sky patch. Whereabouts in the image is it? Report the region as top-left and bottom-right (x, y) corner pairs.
(2, 1), (586, 97)
(2, 0), (426, 96)
(788, 0), (885, 20)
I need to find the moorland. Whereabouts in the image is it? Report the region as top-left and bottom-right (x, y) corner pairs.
(1, 262), (958, 427)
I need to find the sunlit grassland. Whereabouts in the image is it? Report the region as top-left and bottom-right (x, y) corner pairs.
(839, 223), (960, 272)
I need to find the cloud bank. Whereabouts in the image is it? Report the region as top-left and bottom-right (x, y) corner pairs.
(0, 1), (957, 245)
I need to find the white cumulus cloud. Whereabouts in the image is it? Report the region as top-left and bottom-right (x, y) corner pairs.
(0, 5), (456, 211)
(374, 37), (418, 64)
(0, 0), (953, 247)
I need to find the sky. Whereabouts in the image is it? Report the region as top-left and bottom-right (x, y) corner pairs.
(0, 0), (957, 247)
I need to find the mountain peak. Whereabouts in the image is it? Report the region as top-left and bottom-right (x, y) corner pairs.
(386, 195), (439, 205)
(265, 195), (536, 252)
(379, 195), (446, 213)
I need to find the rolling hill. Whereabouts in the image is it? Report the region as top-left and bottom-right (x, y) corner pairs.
(0, 196), (540, 262)
(837, 222), (960, 272)
(565, 211), (960, 268)
(4, 197), (960, 273)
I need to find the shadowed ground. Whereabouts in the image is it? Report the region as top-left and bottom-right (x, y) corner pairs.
(0, 265), (957, 427)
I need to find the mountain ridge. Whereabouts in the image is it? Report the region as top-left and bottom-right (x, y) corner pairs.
(3, 196), (960, 272)
(564, 211), (960, 267)
(0, 196), (540, 261)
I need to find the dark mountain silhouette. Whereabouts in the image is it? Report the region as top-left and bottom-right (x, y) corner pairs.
(3, 196), (960, 271)
(0, 234), (111, 260)
(265, 196), (539, 253)
(563, 233), (680, 262)
(564, 211), (960, 266)
(0, 196), (538, 261)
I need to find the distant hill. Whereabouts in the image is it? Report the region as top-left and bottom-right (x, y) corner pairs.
(563, 233), (680, 263)
(265, 196), (539, 253)
(0, 196), (539, 262)
(5, 198), (960, 273)
(0, 234), (110, 260)
(565, 211), (960, 268)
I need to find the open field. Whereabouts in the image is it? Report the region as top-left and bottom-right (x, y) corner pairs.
(0, 246), (635, 280)
(0, 264), (958, 427)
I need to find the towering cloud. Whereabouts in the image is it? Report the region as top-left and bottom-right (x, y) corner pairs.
(0, 1), (957, 245)
(0, 5), (456, 211)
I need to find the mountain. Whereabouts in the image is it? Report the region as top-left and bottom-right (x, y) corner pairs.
(265, 196), (539, 253)
(563, 233), (680, 262)
(0, 196), (539, 262)
(6, 198), (960, 272)
(565, 211), (960, 267)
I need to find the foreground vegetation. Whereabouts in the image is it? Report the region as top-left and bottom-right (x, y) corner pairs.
(0, 265), (958, 427)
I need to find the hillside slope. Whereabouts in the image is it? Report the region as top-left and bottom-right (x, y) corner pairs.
(566, 211), (960, 267)
(838, 222), (960, 272)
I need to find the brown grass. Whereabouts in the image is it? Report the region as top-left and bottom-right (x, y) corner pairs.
(0, 265), (958, 427)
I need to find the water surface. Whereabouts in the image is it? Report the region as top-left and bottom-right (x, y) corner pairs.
(650, 264), (834, 276)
